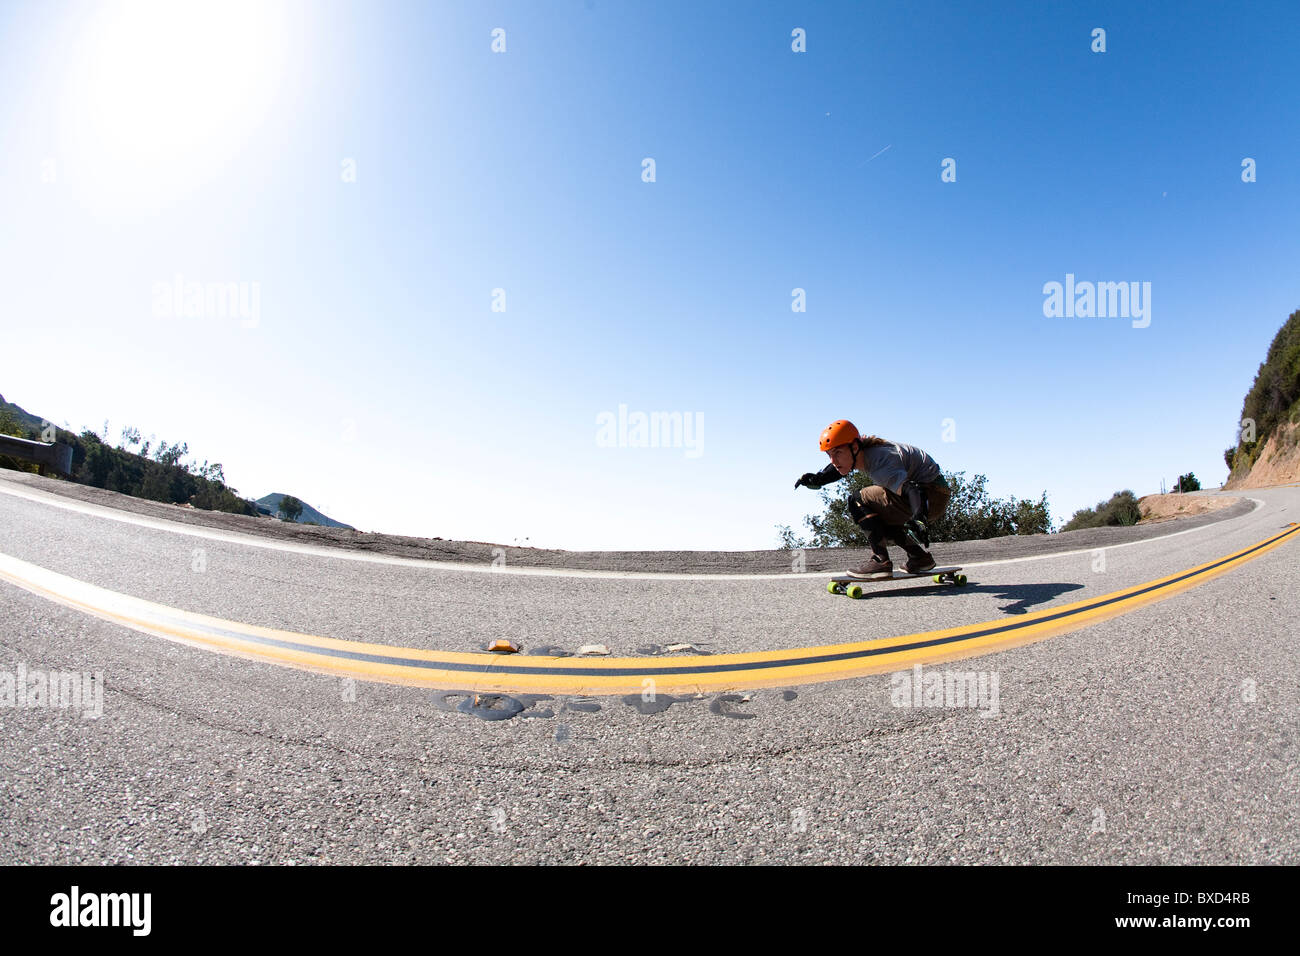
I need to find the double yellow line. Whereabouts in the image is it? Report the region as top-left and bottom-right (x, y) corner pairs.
(1, 523), (1295, 695)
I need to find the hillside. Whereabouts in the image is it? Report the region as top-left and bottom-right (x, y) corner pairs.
(1137, 492), (1241, 522)
(0, 393), (56, 436)
(1224, 420), (1300, 489)
(1224, 308), (1300, 488)
(2, 390), (351, 526)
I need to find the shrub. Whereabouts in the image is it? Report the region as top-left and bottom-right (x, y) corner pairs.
(1061, 490), (1143, 531)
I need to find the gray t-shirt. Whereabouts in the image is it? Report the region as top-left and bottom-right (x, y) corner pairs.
(862, 442), (942, 496)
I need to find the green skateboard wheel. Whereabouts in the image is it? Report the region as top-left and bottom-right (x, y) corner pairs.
(827, 581), (839, 594)
(956, 574), (968, 586)
(846, 584), (864, 599)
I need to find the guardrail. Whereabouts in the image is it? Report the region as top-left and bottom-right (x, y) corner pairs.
(0, 435), (74, 477)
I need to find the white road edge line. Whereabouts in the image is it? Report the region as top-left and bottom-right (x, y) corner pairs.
(0, 479), (1267, 582)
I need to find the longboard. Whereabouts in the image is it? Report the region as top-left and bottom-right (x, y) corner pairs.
(828, 566), (967, 599)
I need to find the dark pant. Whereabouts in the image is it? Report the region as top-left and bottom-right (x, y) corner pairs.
(858, 481), (951, 527)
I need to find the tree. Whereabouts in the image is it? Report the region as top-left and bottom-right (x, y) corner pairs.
(153, 439), (189, 468)
(1176, 472), (1200, 492)
(1011, 494), (1053, 536)
(278, 496), (304, 522)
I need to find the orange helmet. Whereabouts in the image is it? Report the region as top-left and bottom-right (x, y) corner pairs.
(819, 419), (860, 451)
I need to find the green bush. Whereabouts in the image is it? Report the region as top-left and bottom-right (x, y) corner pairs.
(929, 472), (1052, 542)
(0, 407), (24, 438)
(0, 407), (38, 473)
(1061, 490), (1143, 531)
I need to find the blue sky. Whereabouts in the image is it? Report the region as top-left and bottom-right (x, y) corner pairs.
(2, 0), (1298, 549)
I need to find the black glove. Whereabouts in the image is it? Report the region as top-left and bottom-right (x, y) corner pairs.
(905, 518), (931, 548)
(795, 464), (840, 491)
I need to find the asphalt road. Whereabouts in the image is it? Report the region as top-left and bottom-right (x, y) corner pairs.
(1, 475), (1296, 864)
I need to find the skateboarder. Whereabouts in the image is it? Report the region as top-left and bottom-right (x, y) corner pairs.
(794, 419), (952, 579)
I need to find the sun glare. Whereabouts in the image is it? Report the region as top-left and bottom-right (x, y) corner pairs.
(63, 0), (287, 198)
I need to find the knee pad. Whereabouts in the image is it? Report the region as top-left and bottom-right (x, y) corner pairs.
(853, 510), (885, 535)
(846, 493), (874, 524)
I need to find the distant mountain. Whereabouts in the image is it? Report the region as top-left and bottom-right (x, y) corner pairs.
(255, 493), (355, 530)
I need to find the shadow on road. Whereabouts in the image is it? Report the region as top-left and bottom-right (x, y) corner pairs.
(851, 580), (1086, 615)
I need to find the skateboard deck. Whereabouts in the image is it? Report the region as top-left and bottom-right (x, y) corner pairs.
(828, 567), (967, 599)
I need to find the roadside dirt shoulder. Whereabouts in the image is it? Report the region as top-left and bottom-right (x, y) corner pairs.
(1137, 492), (1241, 523)
(0, 470), (1260, 575)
